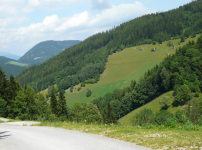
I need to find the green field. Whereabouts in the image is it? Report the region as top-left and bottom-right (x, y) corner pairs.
(63, 35), (201, 106)
(6, 61), (28, 67)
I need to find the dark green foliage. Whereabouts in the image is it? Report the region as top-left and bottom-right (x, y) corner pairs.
(152, 41), (156, 45)
(78, 87), (82, 91)
(50, 89), (57, 115)
(174, 84), (192, 105)
(0, 97), (7, 117)
(132, 109), (155, 126)
(86, 89), (92, 97)
(70, 102), (86, 122)
(85, 103), (103, 123)
(70, 86), (74, 93)
(106, 102), (117, 124)
(155, 110), (174, 125)
(175, 110), (187, 123)
(57, 90), (68, 118)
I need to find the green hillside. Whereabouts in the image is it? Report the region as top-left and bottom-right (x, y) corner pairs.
(18, 40), (81, 65)
(0, 56), (27, 77)
(61, 35), (200, 106)
(16, 0), (202, 93)
(0, 56), (14, 64)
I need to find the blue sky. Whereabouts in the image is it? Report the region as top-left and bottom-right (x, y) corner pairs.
(0, 0), (191, 56)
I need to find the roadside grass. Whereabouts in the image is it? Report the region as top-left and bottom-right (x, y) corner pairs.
(38, 121), (202, 150)
(0, 120), (4, 123)
(6, 61), (28, 67)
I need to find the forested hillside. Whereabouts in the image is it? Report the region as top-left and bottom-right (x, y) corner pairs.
(93, 36), (202, 122)
(0, 56), (14, 64)
(0, 56), (26, 77)
(16, 0), (202, 92)
(18, 40), (81, 65)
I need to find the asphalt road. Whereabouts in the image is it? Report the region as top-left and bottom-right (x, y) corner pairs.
(0, 122), (150, 150)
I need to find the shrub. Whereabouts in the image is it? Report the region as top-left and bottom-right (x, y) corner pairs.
(151, 48), (155, 52)
(165, 117), (177, 128)
(167, 41), (173, 47)
(132, 109), (155, 126)
(78, 87), (82, 91)
(155, 110), (174, 125)
(152, 41), (156, 45)
(159, 96), (170, 109)
(86, 89), (92, 97)
(175, 110), (187, 123)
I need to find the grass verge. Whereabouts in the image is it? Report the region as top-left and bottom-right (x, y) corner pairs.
(38, 122), (202, 150)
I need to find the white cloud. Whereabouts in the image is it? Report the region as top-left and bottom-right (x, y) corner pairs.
(56, 11), (89, 31)
(90, 1), (149, 26)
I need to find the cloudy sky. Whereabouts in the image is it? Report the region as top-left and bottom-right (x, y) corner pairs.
(0, 0), (191, 56)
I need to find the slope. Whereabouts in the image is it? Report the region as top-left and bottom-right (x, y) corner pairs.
(119, 92), (202, 125)
(40, 35), (200, 106)
(18, 40), (81, 65)
(0, 56), (27, 77)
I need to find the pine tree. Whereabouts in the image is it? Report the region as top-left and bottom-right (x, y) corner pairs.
(57, 90), (68, 118)
(50, 89), (57, 115)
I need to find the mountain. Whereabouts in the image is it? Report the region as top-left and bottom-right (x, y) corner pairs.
(16, 0), (202, 93)
(0, 52), (21, 60)
(18, 40), (81, 65)
(0, 56), (14, 64)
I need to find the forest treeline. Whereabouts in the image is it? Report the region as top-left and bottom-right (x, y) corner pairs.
(0, 68), (116, 124)
(16, 0), (202, 92)
(92, 36), (202, 123)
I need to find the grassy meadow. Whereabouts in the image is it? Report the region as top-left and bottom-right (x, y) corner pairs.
(63, 35), (201, 106)
(40, 35), (201, 107)
(6, 61), (28, 67)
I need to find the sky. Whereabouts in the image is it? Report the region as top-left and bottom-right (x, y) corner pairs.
(0, 0), (192, 56)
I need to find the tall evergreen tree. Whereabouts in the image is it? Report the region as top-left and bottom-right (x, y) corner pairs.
(57, 90), (68, 118)
(50, 89), (57, 115)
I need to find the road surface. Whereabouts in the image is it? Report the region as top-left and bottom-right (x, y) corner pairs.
(0, 121), (150, 150)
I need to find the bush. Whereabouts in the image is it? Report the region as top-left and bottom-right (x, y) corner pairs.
(165, 117), (177, 128)
(159, 96), (170, 109)
(167, 41), (173, 47)
(151, 48), (155, 52)
(152, 41), (156, 45)
(132, 109), (155, 126)
(78, 87), (82, 91)
(175, 110), (187, 123)
(155, 110), (174, 125)
(86, 89), (92, 97)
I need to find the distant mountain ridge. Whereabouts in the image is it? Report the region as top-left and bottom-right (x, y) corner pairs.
(0, 52), (21, 60)
(0, 56), (14, 64)
(18, 40), (81, 64)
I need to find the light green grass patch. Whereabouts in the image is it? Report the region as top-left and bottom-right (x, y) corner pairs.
(6, 61), (28, 67)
